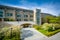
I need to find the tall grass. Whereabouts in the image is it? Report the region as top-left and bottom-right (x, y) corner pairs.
(0, 25), (20, 40)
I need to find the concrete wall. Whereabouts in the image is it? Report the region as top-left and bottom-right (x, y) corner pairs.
(4, 21), (36, 25)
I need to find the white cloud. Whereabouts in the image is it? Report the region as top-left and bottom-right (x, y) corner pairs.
(0, 0), (59, 16)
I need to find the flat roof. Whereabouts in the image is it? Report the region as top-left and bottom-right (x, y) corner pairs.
(0, 5), (33, 13)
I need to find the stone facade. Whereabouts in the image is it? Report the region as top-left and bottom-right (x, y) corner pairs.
(0, 5), (41, 25)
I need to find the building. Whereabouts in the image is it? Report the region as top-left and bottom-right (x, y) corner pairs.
(0, 5), (41, 26)
(41, 13), (56, 24)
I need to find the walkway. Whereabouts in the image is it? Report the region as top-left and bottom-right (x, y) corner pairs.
(20, 28), (60, 40)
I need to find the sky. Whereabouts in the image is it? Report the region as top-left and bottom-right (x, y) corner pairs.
(0, 0), (60, 16)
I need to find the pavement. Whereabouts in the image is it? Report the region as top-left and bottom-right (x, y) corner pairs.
(20, 28), (60, 40)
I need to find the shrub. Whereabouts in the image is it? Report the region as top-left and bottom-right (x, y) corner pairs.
(9, 18), (15, 21)
(33, 25), (42, 30)
(0, 25), (20, 40)
(53, 24), (60, 29)
(42, 23), (50, 30)
(48, 27), (54, 32)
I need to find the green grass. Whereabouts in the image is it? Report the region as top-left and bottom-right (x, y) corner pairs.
(36, 28), (60, 37)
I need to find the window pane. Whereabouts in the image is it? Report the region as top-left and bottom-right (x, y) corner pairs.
(0, 10), (3, 17)
(10, 13), (13, 16)
(17, 19), (21, 21)
(6, 13), (9, 16)
(17, 14), (21, 17)
(30, 15), (33, 17)
(30, 19), (33, 21)
(6, 13), (13, 16)
(24, 15), (28, 17)
(24, 19), (28, 21)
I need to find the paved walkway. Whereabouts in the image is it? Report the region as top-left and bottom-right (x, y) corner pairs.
(20, 28), (60, 40)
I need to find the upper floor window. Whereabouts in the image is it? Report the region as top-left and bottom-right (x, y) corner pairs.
(24, 15), (28, 17)
(6, 13), (13, 16)
(16, 9), (22, 12)
(0, 10), (3, 17)
(16, 14), (21, 17)
(30, 15), (33, 17)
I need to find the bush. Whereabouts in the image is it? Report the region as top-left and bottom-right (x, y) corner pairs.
(33, 25), (42, 30)
(41, 23), (60, 31)
(33, 23), (60, 37)
(48, 27), (54, 32)
(9, 18), (15, 21)
(42, 23), (51, 30)
(0, 25), (20, 40)
(53, 24), (60, 29)
(4, 18), (15, 21)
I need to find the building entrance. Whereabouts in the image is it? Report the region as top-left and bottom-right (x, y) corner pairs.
(0, 18), (2, 21)
(21, 23), (32, 28)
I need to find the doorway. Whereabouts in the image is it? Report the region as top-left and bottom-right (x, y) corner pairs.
(0, 18), (2, 21)
(21, 23), (31, 28)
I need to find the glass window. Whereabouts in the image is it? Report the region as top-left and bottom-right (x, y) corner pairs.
(24, 15), (28, 17)
(17, 19), (21, 21)
(16, 14), (21, 17)
(30, 19), (33, 21)
(6, 13), (13, 16)
(30, 15), (33, 17)
(4, 18), (9, 21)
(24, 19), (28, 21)
(0, 10), (3, 17)
(16, 9), (21, 12)
(10, 13), (13, 16)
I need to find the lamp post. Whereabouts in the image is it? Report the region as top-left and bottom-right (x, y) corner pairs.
(10, 27), (13, 39)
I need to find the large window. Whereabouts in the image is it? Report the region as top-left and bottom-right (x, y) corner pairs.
(16, 14), (21, 17)
(17, 19), (21, 21)
(30, 19), (33, 21)
(24, 15), (28, 17)
(24, 19), (28, 21)
(6, 13), (13, 16)
(30, 15), (33, 17)
(0, 10), (3, 17)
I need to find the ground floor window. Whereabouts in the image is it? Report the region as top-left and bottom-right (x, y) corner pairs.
(4, 18), (9, 21)
(17, 19), (21, 21)
(0, 18), (2, 21)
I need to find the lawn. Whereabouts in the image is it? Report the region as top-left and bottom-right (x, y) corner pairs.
(38, 29), (60, 37)
(0, 25), (20, 40)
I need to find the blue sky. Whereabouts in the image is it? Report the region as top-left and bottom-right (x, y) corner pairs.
(0, 0), (60, 16)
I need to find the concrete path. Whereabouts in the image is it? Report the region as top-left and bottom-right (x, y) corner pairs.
(20, 28), (60, 40)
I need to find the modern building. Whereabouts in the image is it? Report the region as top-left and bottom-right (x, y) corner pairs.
(41, 13), (56, 24)
(0, 5), (41, 26)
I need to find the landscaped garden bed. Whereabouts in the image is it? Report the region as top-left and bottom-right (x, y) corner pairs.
(38, 28), (60, 37)
(0, 25), (20, 40)
(33, 23), (60, 37)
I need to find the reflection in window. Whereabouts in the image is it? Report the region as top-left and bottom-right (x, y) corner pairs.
(16, 14), (21, 17)
(0, 10), (3, 17)
(17, 19), (21, 21)
(24, 19), (28, 21)
(30, 15), (33, 17)
(24, 15), (28, 17)
(6, 13), (13, 16)
(30, 19), (33, 21)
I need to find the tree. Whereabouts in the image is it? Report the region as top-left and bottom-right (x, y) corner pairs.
(57, 16), (60, 24)
(44, 16), (56, 23)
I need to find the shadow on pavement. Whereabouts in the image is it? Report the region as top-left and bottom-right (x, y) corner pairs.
(21, 30), (33, 40)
